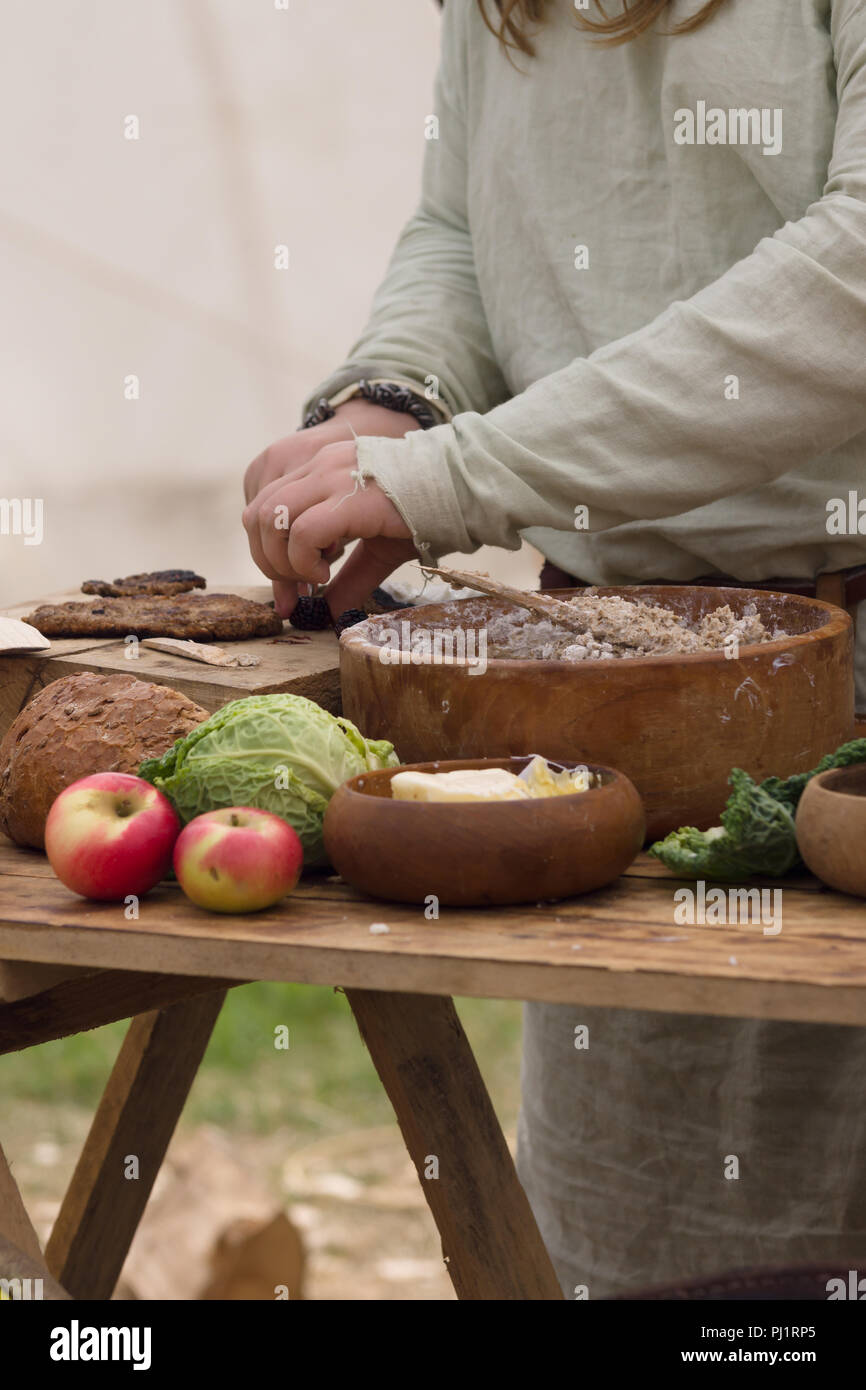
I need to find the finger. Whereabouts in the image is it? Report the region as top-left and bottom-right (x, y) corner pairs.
(244, 454), (264, 505)
(325, 541), (407, 616)
(243, 440), (317, 505)
(242, 459), (315, 529)
(244, 447), (295, 505)
(243, 422), (354, 505)
(243, 500), (287, 583)
(272, 577), (299, 618)
(257, 475), (331, 580)
(285, 500), (343, 587)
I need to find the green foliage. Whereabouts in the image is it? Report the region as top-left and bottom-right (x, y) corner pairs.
(0, 984), (522, 1135)
(760, 736), (866, 811)
(139, 694), (398, 867)
(649, 738), (866, 881)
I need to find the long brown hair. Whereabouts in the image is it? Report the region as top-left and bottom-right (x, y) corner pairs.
(477, 0), (729, 54)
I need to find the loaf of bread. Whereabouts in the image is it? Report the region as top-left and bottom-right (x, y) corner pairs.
(0, 672), (208, 849)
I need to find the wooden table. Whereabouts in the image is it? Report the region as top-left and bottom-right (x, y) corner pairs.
(2, 838), (865, 1302)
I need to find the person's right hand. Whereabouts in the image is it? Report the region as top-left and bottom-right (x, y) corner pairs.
(243, 398), (422, 504)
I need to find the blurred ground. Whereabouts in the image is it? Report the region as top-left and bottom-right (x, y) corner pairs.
(1, 983), (524, 1300)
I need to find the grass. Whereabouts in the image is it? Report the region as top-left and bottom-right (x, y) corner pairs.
(0, 983), (524, 1137)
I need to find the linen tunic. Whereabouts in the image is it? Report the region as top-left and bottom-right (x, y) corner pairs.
(306, 0), (866, 1295)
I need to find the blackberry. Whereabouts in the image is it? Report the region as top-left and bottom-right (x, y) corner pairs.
(289, 595), (332, 630)
(334, 608), (368, 638)
(369, 586), (409, 613)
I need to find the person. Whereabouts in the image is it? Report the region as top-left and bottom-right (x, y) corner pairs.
(243, 0), (866, 1297)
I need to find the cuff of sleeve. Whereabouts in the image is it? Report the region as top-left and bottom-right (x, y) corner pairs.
(302, 366), (452, 424)
(355, 426), (473, 561)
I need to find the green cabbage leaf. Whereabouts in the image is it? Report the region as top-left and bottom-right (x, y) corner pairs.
(649, 738), (866, 881)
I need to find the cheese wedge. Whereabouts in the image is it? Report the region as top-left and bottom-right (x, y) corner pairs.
(391, 768), (533, 803)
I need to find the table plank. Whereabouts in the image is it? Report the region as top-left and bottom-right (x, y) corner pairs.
(0, 969), (239, 1055)
(0, 960), (91, 1003)
(0, 844), (827, 894)
(1, 840), (865, 1025)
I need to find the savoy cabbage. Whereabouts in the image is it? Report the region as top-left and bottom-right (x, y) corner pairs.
(140, 693), (398, 868)
(649, 738), (866, 880)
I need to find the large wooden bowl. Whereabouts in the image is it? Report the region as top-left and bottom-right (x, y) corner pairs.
(340, 586), (854, 842)
(323, 758), (645, 906)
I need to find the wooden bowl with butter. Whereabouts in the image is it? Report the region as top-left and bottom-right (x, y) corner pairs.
(322, 756), (645, 907)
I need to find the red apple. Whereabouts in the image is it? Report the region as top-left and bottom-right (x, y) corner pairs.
(173, 807), (303, 913)
(45, 772), (181, 901)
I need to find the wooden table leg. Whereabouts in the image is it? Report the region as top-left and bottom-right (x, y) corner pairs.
(0, 1236), (70, 1300)
(0, 1137), (43, 1264)
(45, 989), (226, 1299)
(345, 988), (563, 1301)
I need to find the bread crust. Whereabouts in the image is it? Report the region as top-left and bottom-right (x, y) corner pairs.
(25, 593), (283, 641)
(0, 672), (208, 848)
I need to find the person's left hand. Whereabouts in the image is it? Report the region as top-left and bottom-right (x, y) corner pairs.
(242, 439), (417, 617)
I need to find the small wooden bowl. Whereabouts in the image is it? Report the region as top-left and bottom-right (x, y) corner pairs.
(795, 765), (866, 897)
(322, 757), (645, 907)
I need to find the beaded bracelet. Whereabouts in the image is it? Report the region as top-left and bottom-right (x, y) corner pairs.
(302, 378), (440, 431)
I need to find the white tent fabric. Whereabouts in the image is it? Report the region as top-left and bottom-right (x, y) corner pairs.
(0, 0), (462, 602)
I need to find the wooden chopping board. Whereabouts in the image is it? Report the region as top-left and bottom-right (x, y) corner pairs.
(0, 585), (340, 739)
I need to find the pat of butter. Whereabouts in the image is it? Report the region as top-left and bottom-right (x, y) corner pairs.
(391, 768), (533, 803)
(520, 754), (594, 797)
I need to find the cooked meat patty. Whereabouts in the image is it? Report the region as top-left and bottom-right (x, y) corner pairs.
(26, 593), (283, 641)
(81, 569), (207, 597)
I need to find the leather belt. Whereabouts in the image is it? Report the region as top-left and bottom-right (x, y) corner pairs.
(538, 562), (866, 610)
